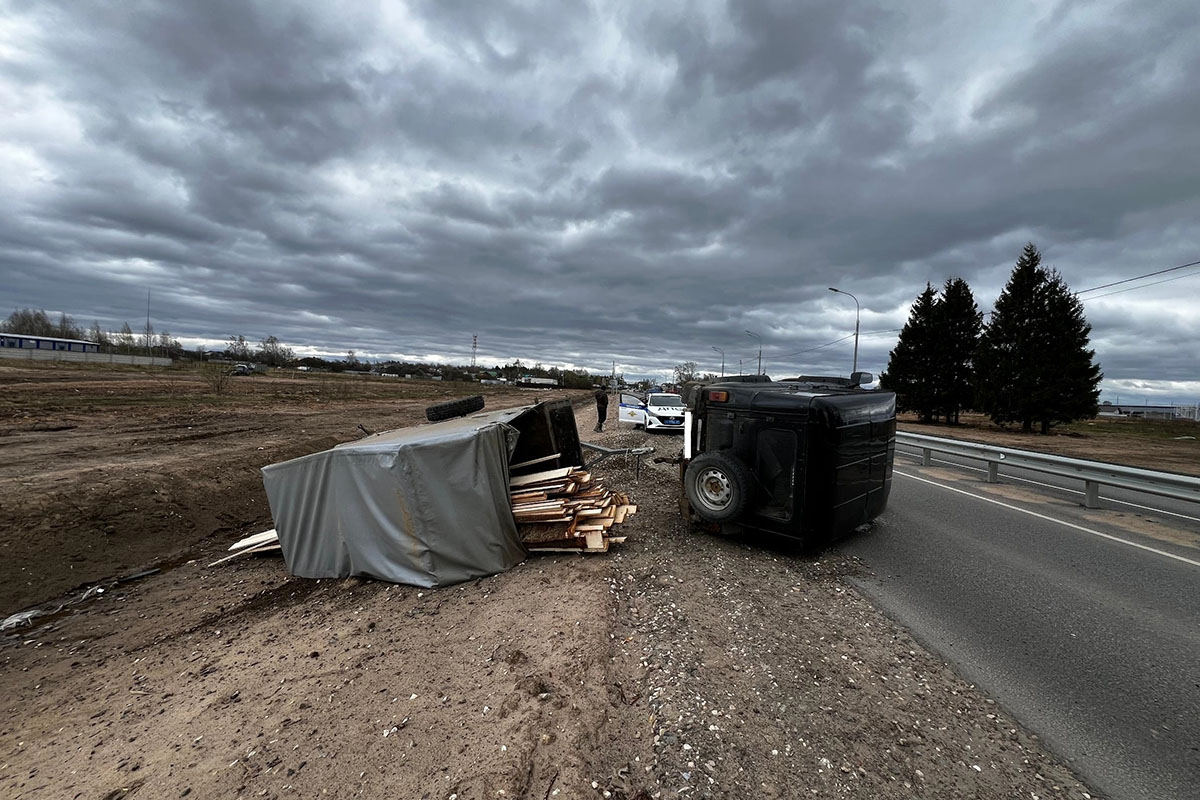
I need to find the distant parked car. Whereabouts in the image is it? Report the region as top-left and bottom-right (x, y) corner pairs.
(231, 363), (254, 375)
(617, 392), (687, 432)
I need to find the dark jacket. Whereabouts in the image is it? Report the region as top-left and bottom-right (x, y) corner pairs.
(594, 390), (608, 409)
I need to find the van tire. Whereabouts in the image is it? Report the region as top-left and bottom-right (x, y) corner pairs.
(684, 451), (751, 523)
(425, 395), (485, 422)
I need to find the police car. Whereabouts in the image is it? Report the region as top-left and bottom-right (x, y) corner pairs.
(617, 392), (687, 432)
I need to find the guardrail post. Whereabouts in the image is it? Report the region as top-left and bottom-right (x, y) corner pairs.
(986, 461), (999, 483)
(922, 448), (931, 466)
(1084, 480), (1100, 509)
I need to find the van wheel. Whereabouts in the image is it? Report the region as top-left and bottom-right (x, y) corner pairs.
(684, 451), (750, 523)
(425, 395), (485, 422)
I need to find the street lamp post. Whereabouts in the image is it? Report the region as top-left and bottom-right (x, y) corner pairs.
(711, 346), (725, 377)
(744, 330), (762, 375)
(828, 288), (860, 374)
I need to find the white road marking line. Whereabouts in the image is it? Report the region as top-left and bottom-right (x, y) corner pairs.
(896, 448), (1200, 523)
(895, 469), (1200, 569)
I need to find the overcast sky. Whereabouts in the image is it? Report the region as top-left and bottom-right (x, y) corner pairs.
(2, 0), (1198, 399)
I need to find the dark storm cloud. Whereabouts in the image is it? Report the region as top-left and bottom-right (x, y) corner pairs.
(1, 0), (1198, 397)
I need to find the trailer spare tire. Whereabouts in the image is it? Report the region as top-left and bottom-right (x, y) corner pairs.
(684, 451), (751, 523)
(425, 395), (485, 422)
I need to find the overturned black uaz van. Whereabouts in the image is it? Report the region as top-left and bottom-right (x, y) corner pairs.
(681, 374), (896, 544)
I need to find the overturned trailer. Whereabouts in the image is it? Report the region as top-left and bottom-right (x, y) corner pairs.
(261, 400), (582, 588)
(681, 374), (896, 544)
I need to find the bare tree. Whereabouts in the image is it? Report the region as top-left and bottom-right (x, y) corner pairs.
(257, 335), (295, 367)
(2, 308), (82, 338)
(199, 363), (232, 394)
(88, 321), (111, 349)
(116, 322), (136, 352)
(226, 335), (252, 361)
(142, 320), (155, 354)
(673, 361), (699, 384)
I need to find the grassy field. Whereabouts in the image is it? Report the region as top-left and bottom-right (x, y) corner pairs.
(898, 411), (1200, 475)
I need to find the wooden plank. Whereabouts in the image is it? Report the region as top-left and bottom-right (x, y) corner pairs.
(519, 523), (577, 544)
(228, 529), (279, 552)
(509, 491), (548, 503)
(511, 500), (566, 511)
(208, 542), (282, 568)
(525, 535), (586, 547)
(526, 546), (608, 553)
(585, 531), (604, 550)
(514, 515), (574, 524)
(509, 467), (575, 487)
(510, 481), (570, 495)
(508, 452), (562, 471)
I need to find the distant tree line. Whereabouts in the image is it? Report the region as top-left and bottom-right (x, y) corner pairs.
(880, 243), (1102, 434)
(3, 308), (606, 388)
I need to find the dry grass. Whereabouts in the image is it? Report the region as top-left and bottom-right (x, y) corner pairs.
(899, 411), (1200, 475)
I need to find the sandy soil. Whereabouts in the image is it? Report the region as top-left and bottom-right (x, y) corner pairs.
(1, 373), (1098, 799)
(898, 412), (1200, 476)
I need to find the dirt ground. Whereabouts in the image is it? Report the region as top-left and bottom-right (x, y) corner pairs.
(898, 412), (1200, 476)
(0, 363), (575, 613)
(1, 368), (1098, 799)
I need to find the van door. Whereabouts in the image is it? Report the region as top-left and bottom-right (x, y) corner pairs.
(618, 393), (647, 427)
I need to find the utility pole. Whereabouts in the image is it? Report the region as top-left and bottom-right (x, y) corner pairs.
(744, 330), (762, 375)
(471, 334), (478, 369)
(611, 361), (616, 392)
(145, 289), (152, 359)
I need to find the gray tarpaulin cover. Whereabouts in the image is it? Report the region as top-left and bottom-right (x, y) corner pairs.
(261, 408), (531, 588)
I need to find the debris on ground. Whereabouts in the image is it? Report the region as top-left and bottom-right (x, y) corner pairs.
(511, 466), (636, 553)
(206, 528), (282, 567)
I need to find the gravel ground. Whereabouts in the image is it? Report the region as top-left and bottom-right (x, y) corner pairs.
(581, 404), (1099, 799)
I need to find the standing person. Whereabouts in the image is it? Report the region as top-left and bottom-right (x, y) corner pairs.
(594, 387), (609, 432)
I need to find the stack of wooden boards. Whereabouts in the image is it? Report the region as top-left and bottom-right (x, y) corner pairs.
(509, 466), (636, 554)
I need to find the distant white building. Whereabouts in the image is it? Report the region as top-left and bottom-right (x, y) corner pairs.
(517, 375), (558, 387)
(1, 333), (100, 353)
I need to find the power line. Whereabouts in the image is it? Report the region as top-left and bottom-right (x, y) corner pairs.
(769, 329), (903, 360)
(1079, 270), (1200, 301)
(1075, 258), (1200, 295)
(772, 334), (854, 359)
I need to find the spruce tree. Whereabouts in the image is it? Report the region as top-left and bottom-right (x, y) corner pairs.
(932, 277), (982, 424)
(1031, 270), (1102, 433)
(975, 243), (1102, 432)
(881, 283), (940, 423)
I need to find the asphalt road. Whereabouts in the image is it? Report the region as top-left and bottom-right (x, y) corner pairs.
(841, 456), (1200, 800)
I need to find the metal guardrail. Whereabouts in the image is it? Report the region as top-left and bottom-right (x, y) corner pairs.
(896, 431), (1200, 508)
